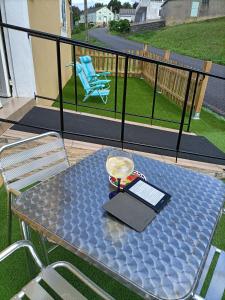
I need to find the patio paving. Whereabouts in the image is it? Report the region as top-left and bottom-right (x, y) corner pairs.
(11, 106), (225, 166)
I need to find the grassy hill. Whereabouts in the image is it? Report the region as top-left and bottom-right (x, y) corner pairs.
(127, 17), (225, 64)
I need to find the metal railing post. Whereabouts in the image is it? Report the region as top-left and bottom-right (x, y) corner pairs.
(72, 45), (78, 111)
(151, 64), (159, 125)
(121, 56), (129, 149)
(56, 39), (64, 136)
(176, 71), (193, 162)
(187, 72), (199, 132)
(114, 54), (119, 118)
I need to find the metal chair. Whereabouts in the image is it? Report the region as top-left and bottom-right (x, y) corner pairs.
(79, 55), (111, 84)
(76, 62), (110, 104)
(194, 208), (225, 300)
(0, 240), (114, 300)
(0, 131), (70, 262)
(66, 62), (111, 88)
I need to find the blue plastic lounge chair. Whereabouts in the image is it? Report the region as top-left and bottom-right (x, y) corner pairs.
(80, 55), (111, 84)
(66, 62), (110, 88)
(76, 62), (109, 104)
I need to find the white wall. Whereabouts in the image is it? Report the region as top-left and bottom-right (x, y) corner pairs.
(120, 15), (135, 22)
(0, 0), (36, 97)
(0, 29), (11, 97)
(147, 1), (163, 20)
(96, 7), (114, 24)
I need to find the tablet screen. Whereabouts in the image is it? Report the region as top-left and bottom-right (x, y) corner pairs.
(129, 180), (165, 206)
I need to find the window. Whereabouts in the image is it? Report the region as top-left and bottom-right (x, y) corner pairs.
(202, 0), (209, 6)
(61, 0), (67, 31)
(190, 1), (200, 17)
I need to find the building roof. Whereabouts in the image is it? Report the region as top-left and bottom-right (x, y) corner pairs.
(81, 6), (110, 15)
(119, 8), (136, 16)
(87, 7), (102, 14)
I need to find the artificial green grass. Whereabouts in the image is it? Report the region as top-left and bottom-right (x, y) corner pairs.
(126, 17), (225, 65)
(53, 76), (225, 154)
(56, 76), (188, 126)
(1, 182), (225, 299)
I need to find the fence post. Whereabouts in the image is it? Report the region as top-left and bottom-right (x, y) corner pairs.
(72, 45), (78, 111)
(143, 44), (148, 53)
(56, 39), (64, 136)
(163, 50), (170, 61)
(176, 71), (193, 162)
(187, 72), (199, 132)
(193, 60), (212, 119)
(151, 64), (159, 125)
(141, 45), (148, 79)
(121, 56), (129, 150)
(114, 54), (118, 118)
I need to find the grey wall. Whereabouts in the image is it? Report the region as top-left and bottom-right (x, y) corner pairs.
(161, 0), (225, 25)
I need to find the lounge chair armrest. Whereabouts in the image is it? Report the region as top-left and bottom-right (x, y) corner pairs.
(90, 80), (110, 86)
(8, 188), (21, 197)
(97, 71), (111, 76)
(90, 84), (105, 90)
(0, 240), (44, 269)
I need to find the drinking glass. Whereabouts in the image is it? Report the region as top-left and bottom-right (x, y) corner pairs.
(106, 149), (134, 199)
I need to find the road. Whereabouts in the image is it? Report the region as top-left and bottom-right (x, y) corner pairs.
(89, 28), (225, 116)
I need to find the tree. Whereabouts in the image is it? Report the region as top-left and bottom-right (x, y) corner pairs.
(72, 5), (81, 22)
(133, 2), (139, 9)
(95, 2), (104, 8)
(107, 0), (122, 14)
(89, 3), (104, 8)
(122, 2), (132, 9)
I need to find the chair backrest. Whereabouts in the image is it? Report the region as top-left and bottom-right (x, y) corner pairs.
(0, 132), (69, 192)
(76, 62), (91, 93)
(79, 56), (96, 80)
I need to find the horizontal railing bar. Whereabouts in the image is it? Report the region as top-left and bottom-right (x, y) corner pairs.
(36, 95), (188, 126)
(174, 148), (225, 161)
(62, 101), (116, 113)
(1, 22), (225, 81)
(35, 95), (56, 101)
(0, 117), (224, 162)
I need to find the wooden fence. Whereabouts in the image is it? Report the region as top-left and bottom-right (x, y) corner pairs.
(76, 46), (211, 112)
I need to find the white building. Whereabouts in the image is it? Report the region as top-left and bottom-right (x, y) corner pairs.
(135, 0), (164, 22)
(119, 9), (136, 22)
(80, 6), (114, 26)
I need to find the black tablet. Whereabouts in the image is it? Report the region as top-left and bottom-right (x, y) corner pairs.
(103, 192), (156, 232)
(124, 177), (171, 213)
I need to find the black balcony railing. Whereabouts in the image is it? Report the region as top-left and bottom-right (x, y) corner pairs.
(0, 22), (225, 164)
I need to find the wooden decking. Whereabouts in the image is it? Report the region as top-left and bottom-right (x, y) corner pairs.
(1, 129), (225, 181)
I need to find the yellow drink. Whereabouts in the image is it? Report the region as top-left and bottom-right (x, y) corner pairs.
(106, 156), (134, 179)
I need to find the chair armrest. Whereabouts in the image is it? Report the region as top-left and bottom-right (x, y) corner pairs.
(52, 261), (115, 300)
(90, 84), (105, 90)
(90, 80), (110, 86)
(97, 71), (111, 76)
(8, 188), (21, 197)
(0, 240), (44, 269)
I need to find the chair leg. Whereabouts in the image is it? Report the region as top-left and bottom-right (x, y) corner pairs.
(20, 220), (31, 240)
(7, 193), (12, 246)
(83, 94), (90, 102)
(19, 220), (33, 278)
(39, 235), (50, 265)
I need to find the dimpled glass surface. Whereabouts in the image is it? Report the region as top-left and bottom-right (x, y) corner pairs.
(13, 149), (225, 300)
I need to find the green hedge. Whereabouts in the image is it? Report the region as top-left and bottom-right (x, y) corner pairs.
(109, 19), (130, 33)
